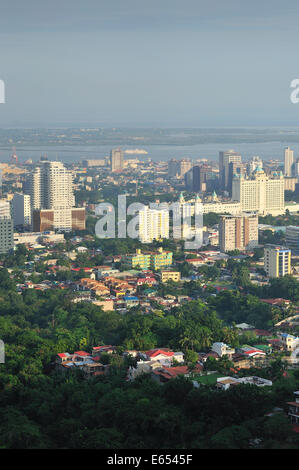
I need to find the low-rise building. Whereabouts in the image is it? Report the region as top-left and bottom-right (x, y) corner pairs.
(161, 271), (181, 283)
(278, 333), (299, 351)
(287, 391), (299, 425)
(211, 342), (235, 358)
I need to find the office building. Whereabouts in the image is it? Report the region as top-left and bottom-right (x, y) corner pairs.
(219, 214), (258, 252)
(284, 147), (294, 177)
(138, 206), (169, 243)
(219, 150), (242, 191)
(110, 148), (124, 172)
(168, 159), (192, 178)
(192, 165), (209, 192)
(232, 167), (284, 215)
(264, 245), (291, 278)
(13, 193), (31, 228)
(179, 159), (193, 177)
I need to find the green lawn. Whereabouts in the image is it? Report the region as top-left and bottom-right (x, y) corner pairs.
(194, 373), (224, 385)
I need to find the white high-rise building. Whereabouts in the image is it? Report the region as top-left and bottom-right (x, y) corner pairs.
(27, 161), (78, 231)
(0, 200), (11, 218)
(13, 193), (31, 227)
(41, 161), (75, 209)
(232, 167), (284, 215)
(284, 147), (294, 177)
(264, 245), (291, 278)
(138, 206), (169, 243)
(28, 161), (74, 211)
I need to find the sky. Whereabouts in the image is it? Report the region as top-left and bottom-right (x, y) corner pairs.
(1, 0), (299, 127)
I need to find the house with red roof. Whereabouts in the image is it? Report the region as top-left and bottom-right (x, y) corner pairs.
(142, 348), (184, 365)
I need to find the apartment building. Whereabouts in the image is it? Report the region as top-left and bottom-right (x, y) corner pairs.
(219, 214), (258, 252)
(138, 206), (169, 243)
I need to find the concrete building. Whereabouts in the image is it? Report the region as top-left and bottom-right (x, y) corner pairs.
(264, 245), (291, 278)
(168, 159), (192, 178)
(161, 271), (181, 283)
(228, 161), (247, 196)
(12, 193), (31, 228)
(82, 159), (106, 167)
(138, 206), (169, 243)
(219, 150), (242, 191)
(232, 167), (285, 215)
(33, 207), (86, 232)
(219, 214), (258, 252)
(211, 342), (235, 358)
(27, 161), (84, 231)
(247, 156), (263, 175)
(0, 200), (11, 218)
(0, 217), (14, 254)
(110, 148), (124, 172)
(284, 147), (294, 177)
(14, 231), (64, 245)
(286, 226), (299, 251)
(284, 177), (297, 192)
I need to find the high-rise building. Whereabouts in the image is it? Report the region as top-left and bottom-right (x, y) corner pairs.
(232, 167), (284, 215)
(219, 150), (242, 191)
(192, 165), (209, 192)
(0, 217), (14, 254)
(284, 147), (294, 177)
(138, 206), (169, 243)
(110, 148), (124, 172)
(13, 193), (31, 228)
(27, 161), (84, 231)
(28, 161), (74, 211)
(264, 245), (291, 278)
(247, 156), (263, 175)
(284, 177), (297, 192)
(219, 214), (258, 252)
(168, 159), (192, 178)
(0, 200), (11, 218)
(179, 159), (193, 177)
(228, 162), (247, 196)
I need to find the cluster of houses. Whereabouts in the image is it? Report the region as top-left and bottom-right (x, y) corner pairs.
(56, 329), (299, 386)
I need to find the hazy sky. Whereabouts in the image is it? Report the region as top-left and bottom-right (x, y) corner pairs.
(1, 0), (299, 127)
